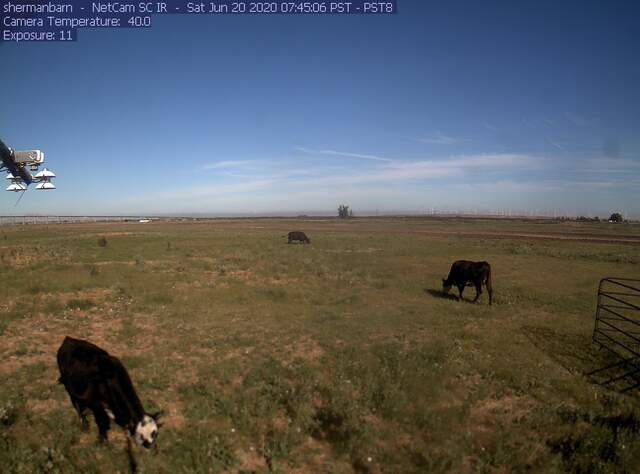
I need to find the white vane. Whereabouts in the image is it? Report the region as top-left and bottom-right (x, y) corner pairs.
(35, 182), (56, 190)
(6, 183), (27, 192)
(35, 168), (56, 179)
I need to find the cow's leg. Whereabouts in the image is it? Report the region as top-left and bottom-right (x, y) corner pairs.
(72, 398), (89, 431)
(473, 283), (482, 302)
(92, 407), (111, 443)
(65, 390), (89, 431)
(457, 285), (464, 301)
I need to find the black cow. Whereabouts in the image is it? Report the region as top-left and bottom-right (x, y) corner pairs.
(287, 231), (311, 244)
(57, 336), (161, 448)
(442, 260), (493, 305)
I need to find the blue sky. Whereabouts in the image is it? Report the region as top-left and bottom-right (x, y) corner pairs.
(1, 1), (639, 216)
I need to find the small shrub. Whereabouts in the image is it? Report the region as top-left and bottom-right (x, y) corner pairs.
(27, 284), (46, 294)
(548, 404), (640, 472)
(43, 300), (64, 314)
(145, 292), (173, 305)
(14, 347), (28, 357)
(97, 236), (108, 247)
(0, 400), (19, 427)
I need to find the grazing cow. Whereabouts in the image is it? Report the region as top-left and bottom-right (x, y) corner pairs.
(287, 231), (311, 244)
(57, 336), (161, 449)
(442, 260), (493, 305)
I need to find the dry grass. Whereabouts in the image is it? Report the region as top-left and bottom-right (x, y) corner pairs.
(1, 217), (639, 472)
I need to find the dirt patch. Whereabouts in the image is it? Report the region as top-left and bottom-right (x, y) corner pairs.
(2, 250), (38, 267)
(228, 270), (253, 282)
(60, 288), (113, 301)
(153, 395), (186, 431)
(236, 446), (267, 472)
(406, 230), (640, 245)
(288, 437), (350, 473)
(0, 314), (71, 374)
(320, 247), (383, 254)
(282, 337), (325, 364)
(470, 395), (536, 428)
(26, 398), (64, 415)
(226, 269), (298, 287)
(92, 260), (137, 266)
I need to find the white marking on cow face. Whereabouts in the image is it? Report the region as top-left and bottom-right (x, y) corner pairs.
(134, 415), (158, 449)
(105, 408), (115, 420)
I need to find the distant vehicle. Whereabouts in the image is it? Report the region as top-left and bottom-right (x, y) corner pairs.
(1, 138), (57, 193)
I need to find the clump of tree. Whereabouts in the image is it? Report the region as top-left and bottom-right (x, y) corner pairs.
(576, 216), (600, 222)
(97, 236), (108, 247)
(338, 204), (353, 219)
(609, 212), (624, 223)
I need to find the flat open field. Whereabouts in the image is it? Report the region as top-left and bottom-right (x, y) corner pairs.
(1, 217), (640, 473)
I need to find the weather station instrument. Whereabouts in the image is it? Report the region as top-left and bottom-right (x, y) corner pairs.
(0, 139), (57, 193)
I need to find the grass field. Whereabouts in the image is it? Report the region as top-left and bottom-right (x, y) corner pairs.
(1, 217), (639, 473)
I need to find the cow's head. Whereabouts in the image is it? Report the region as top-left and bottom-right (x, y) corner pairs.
(442, 278), (452, 294)
(133, 412), (161, 449)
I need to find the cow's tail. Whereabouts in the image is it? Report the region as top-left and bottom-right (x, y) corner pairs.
(485, 264), (493, 305)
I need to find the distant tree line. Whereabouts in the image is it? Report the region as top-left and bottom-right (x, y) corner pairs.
(573, 213), (625, 223)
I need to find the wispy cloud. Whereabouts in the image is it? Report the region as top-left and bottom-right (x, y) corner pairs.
(583, 158), (640, 174)
(204, 153), (542, 192)
(416, 131), (461, 145)
(293, 153), (541, 187)
(565, 111), (599, 128)
(359, 153), (539, 183)
(294, 147), (393, 162)
(449, 180), (562, 193)
(483, 121), (499, 132)
(548, 139), (564, 151)
(202, 160), (261, 170)
(522, 116), (559, 129)
(113, 151), (640, 217)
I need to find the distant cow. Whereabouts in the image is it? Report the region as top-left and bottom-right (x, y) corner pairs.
(287, 231), (311, 244)
(57, 337), (161, 449)
(442, 260), (493, 305)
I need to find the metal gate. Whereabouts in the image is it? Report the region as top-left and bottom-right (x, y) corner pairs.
(589, 277), (640, 392)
